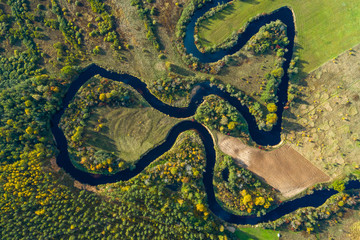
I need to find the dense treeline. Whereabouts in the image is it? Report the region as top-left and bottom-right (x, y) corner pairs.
(214, 154), (277, 216)
(149, 74), (200, 104)
(0, 0), (41, 88)
(50, 0), (83, 48)
(0, 75), (62, 163)
(246, 20), (289, 55)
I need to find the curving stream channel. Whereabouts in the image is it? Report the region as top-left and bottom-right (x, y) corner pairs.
(51, 1), (360, 225)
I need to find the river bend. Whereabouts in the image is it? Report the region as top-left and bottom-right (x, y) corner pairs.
(51, 2), (360, 225)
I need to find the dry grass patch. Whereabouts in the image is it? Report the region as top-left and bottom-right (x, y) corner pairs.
(283, 44), (360, 178)
(218, 50), (277, 103)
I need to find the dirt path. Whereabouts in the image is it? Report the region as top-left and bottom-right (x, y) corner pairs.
(216, 133), (330, 198)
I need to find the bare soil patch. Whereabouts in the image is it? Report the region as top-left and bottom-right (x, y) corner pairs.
(216, 133), (330, 198)
(50, 157), (61, 172)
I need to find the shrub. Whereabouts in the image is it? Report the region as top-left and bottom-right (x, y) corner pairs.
(266, 113), (278, 125)
(158, 54), (166, 59)
(267, 103), (277, 113)
(93, 46), (101, 55)
(75, 0), (82, 6)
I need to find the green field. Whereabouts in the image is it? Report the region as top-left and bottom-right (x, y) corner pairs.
(84, 106), (181, 162)
(235, 228), (279, 240)
(198, 0), (360, 72)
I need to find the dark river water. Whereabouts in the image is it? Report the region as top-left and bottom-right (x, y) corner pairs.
(51, 1), (360, 225)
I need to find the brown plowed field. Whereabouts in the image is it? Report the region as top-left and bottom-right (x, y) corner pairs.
(216, 133), (330, 198)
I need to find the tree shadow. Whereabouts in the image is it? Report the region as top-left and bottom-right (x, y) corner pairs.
(217, 53), (248, 75)
(221, 167), (229, 182)
(199, 19), (212, 30)
(200, 4), (237, 28)
(290, 43), (309, 87)
(165, 182), (181, 191)
(282, 109), (297, 119)
(85, 129), (118, 153)
(152, 23), (165, 51)
(281, 119), (306, 133)
(292, 97), (309, 106)
(212, 5), (236, 21)
(218, 65), (231, 75)
(83, 112), (118, 153)
(241, 0), (260, 4)
(236, 230), (261, 240)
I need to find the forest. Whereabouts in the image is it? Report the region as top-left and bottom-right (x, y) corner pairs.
(1, 0), (360, 239)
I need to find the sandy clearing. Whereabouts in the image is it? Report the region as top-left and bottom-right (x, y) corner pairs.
(216, 133), (330, 198)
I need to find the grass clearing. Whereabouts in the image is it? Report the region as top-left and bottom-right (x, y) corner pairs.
(218, 50), (276, 103)
(197, 0), (360, 72)
(235, 227), (279, 240)
(84, 106), (181, 163)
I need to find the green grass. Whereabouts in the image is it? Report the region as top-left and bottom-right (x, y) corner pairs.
(235, 228), (279, 240)
(84, 106), (181, 162)
(197, 0), (360, 72)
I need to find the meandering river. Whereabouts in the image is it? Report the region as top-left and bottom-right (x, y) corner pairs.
(51, 1), (360, 225)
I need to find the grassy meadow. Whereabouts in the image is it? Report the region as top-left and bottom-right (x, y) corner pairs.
(84, 106), (181, 163)
(235, 228), (279, 240)
(197, 0), (360, 72)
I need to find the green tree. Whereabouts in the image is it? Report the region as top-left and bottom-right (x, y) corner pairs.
(271, 67), (284, 78)
(331, 180), (345, 192)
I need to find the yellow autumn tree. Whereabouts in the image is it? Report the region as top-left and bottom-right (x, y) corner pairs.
(99, 93), (106, 101)
(266, 103), (277, 113)
(243, 194), (252, 205)
(118, 161), (124, 168)
(266, 113), (278, 124)
(255, 196), (265, 206)
(25, 126), (33, 135)
(24, 100), (32, 107)
(196, 203), (206, 212)
(227, 121), (237, 130)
